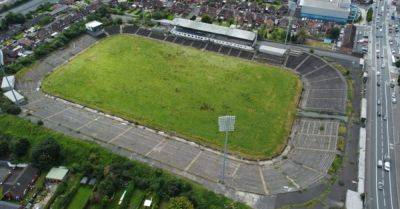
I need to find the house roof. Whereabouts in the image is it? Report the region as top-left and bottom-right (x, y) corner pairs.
(46, 167), (69, 181)
(172, 18), (256, 41)
(3, 90), (24, 104)
(2, 165), (38, 199)
(1, 75), (15, 90)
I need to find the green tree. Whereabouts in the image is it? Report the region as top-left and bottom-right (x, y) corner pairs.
(327, 27), (341, 39)
(397, 74), (400, 86)
(395, 60), (400, 68)
(367, 8), (373, 22)
(168, 197), (194, 209)
(31, 138), (61, 170)
(12, 138), (30, 157)
(201, 15), (213, 24)
(0, 141), (10, 157)
(294, 28), (308, 44)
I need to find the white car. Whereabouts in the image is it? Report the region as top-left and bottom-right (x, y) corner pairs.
(378, 159), (383, 168)
(385, 161), (391, 171)
(377, 71), (381, 76)
(393, 98), (397, 104)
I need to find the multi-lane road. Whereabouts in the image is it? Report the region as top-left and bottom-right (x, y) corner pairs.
(366, 0), (400, 208)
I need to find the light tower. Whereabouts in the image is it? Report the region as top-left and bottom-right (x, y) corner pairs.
(218, 115), (236, 184)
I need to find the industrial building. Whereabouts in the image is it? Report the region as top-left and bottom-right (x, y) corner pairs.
(170, 18), (257, 50)
(298, 0), (360, 23)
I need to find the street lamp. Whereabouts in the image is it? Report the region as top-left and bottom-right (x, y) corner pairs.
(218, 115), (236, 184)
(0, 49), (19, 106)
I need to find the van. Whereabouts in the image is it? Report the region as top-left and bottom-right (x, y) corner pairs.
(378, 160), (383, 168)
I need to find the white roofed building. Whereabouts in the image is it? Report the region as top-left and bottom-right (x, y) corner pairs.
(1, 75), (15, 91)
(3, 90), (25, 104)
(258, 45), (287, 57)
(85, 21), (104, 37)
(169, 18), (257, 50)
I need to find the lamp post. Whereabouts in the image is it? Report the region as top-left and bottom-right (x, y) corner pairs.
(0, 49), (18, 106)
(218, 115), (235, 184)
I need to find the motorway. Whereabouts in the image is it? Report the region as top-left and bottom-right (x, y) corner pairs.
(366, 0), (400, 208)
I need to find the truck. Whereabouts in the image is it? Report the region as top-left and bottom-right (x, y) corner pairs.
(361, 98), (367, 127)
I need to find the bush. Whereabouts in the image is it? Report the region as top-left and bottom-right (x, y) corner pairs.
(12, 137), (30, 157)
(0, 140), (10, 157)
(367, 8), (373, 22)
(31, 137), (61, 170)
(168, 196), (194, 209)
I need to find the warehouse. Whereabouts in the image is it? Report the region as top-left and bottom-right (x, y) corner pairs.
(298, 0), (359, 23)
(170, 18), (257, 50)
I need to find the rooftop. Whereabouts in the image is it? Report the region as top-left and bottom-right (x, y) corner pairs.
(46, 166), (69, 181)
(299, 0), (351, 11)
(172, 18), (256, 41)
(85, 21), (102, 29)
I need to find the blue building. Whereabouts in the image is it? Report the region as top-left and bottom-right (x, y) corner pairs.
(299, 0), (360, 24)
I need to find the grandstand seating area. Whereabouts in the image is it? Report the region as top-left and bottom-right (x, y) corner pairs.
(285, 52), (347, 114)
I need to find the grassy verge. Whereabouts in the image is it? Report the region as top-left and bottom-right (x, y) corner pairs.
(41, 34), (301, 159)
(129, 189), (145, 209)
(67, 186), (92, 209)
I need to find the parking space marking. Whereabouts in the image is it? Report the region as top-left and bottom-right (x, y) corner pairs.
(295, 147), (336, 153)
(44, 107), (70, 120)
(285, 175), (300, 189)
(108, 126), (133, 144)
(230, 163), (241, 178)
(184, 151), (202, 171)
(302, 164), (323, 175)
(145, 138), (166, 156)
(258, 167), (270, 195)
(76, 116), (100, 131)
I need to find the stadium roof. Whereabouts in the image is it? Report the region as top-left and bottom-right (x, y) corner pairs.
(172, 18), (256, 42)
(299, 0), (351, 11)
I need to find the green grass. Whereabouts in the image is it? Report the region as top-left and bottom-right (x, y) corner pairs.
(42, 35), (301, 159)
(107, 190), (124, 209)
(67, 186), (92, 209)
(129, 189), (145, 209)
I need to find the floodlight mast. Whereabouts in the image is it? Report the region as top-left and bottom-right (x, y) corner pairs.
(218, 115), (236, 184)
(0, 49), (19, 106)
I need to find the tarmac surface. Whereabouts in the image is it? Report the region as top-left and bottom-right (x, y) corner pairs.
(16, 31), (347, 208)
